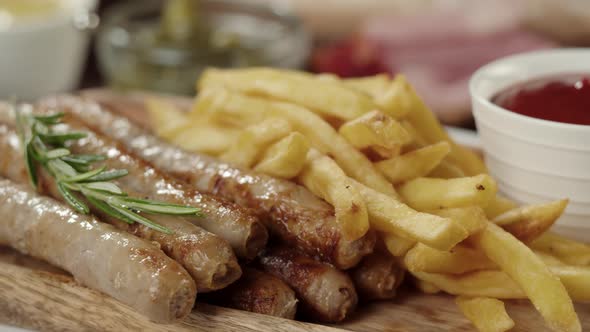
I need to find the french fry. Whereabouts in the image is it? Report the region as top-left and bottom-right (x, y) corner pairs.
(199, 67), (376, 120)
(530, 232), (590, 266)
(494, 200), (568, 243)
(382, 232), (416, 257)
(536, 251), (567, 266)
(376, 142), (450, 184)
(549, 265), (590, 302)
(455, 296), (515, 332)
(414, 279), (441, 294)
(220, 118), (292, 167)
(338, 110), (412, 158)
(399, 120), (428, 149)
(474, 223), (581, 332)
(297, 149), (369, 240)
(374, 75), (414, 119)
(429, 207), (488, 236)
(170, 124), (240, 155)
(428, 160), (466, 178)
(415, 267), (590, 302)
(398, 175), (498, 211)
(193, 89), (399, 197)
(146, 97), (190, 139)
(254, 132), (310, 179)
(343, 74), (391, 98)
(404, 243), (496, 275)
(394, 74), (487, 175)
(483, 195), (518, 219)
(193, 87), (266, 127)
(353, 180), (468, 251)
(411, 270), (525, 299)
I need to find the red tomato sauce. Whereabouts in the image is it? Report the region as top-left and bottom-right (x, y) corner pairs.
(493, 75), (590, 125)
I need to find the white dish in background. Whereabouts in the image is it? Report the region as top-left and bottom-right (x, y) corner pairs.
(0, 0), (98, 101)
(470, 48), (590, 237)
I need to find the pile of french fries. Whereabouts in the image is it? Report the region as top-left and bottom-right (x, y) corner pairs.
(148, 68), (589, 332)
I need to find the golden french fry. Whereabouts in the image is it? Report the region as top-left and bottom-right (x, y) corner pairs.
(536, 251), (567, 266)
(411, 270), (525, 299)
(394, 74), (487, 175)
(398, 175), (498, 211)
(193, 87), (266, 127)
(455, 296), (515, 332)
(353, 180), (468, 251)
(170, 124), (240, 155)
(484, 195), (518, 219)
(297, 149), (369, 240)
(199, 67), (376, 120)
(429, 207), (488, 236)
(374, 75), (414, 119)
(474, 223), (580, 332)
(399, 120), (428, 149)
(382, 232), (416, 257)
(414, 279), (441, 294)
(495, 200), (568, 243)
(254, 132), (310, 179)
(343, 74), (391, 98)
(220, 118), (292, 167)
(415, 267), (590, 302)
(404, 243), (496, 275)
(428, 160), (466, 178)
(530, 232), (590, 266)
(146, 97), (189, 138)
(494, 200), (567, 226)
(376, 142), (450, 184)
(338, 110), (412, 158)
(194, 89), (399, 197)
(550, 265), (590, 302)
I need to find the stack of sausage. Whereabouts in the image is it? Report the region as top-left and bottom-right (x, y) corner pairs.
(0, 95), (404, 323)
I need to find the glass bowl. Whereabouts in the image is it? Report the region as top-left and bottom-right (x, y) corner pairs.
(96, 0), (310, 95)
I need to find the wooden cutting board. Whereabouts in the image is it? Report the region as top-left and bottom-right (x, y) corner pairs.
(1, 90), (589, 331)
(1, 246), (590, 332)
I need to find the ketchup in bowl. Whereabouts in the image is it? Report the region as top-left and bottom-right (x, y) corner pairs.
(493, 75), (590, 125)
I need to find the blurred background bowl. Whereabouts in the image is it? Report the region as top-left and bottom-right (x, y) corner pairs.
(96, 0), (310, 95)
(470, 48), (590, 239)
(0, 0), (98, 100)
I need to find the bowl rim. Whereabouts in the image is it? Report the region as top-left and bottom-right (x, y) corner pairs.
(469, 48), (590, 132)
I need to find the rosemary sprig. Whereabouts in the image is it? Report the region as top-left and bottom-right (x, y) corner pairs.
(13, 104), (203, 234)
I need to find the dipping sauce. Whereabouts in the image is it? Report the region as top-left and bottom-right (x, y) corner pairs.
(493, 75), (590, 125)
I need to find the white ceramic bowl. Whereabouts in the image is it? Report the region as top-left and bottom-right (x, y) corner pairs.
(470, 48), (590, 237)
(0, 0), (98, 101)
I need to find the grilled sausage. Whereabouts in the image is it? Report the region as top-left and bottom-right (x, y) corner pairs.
(350, 252), (405, 301)
(51, 94), (375, 269)
(206, 267), (298, 319)
(0, 122), (241, 292)
(258, 247), (358, 323)
(2, 104), (268, 260)
(0, 178), (196, 323)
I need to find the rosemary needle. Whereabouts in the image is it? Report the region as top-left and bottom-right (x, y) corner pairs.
(14, 104), (203, 234)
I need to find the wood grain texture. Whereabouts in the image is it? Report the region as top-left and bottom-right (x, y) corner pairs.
(0, 248), (341, 332)
(1, 247), (590, 332)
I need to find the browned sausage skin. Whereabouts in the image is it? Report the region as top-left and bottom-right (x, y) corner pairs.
(258, 247), (358, 323)
(350, 252), (405, 301)
(206, 267), (298, 319)
(0, 121), (241, 293)
(50, 94), (375, 269)
(2, 103), (268, 260)
(0, 178), (196, 323)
